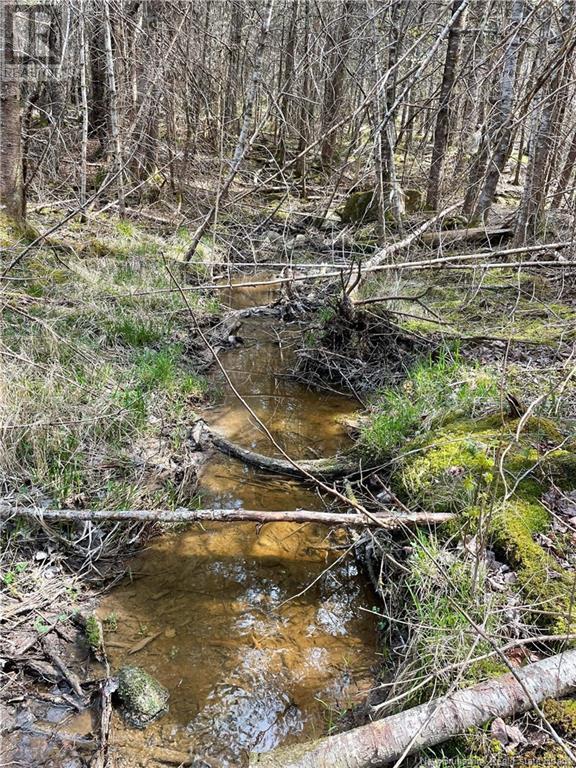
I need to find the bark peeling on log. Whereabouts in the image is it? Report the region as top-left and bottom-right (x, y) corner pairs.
(251, 650), (576, 767)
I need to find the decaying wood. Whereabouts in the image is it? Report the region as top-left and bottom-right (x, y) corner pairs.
(198, 421), (360, 479)
(250, 650), (576, 768)
(418, 226), (513, 248)
(90, 678), (115, 768)
(42, 637), (86, 701)
(0, 505), (454, 529)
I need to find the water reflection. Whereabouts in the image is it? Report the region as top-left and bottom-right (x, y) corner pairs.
(98, 276), (377, 767)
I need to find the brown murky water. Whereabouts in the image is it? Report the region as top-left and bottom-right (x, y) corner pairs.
(97, 277), (378, 767)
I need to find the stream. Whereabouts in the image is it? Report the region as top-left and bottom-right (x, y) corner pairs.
(96, 277), (379, 766)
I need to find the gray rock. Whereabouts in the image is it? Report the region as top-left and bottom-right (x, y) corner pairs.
(116, 666), (169, 728)
(285, 233), (306, 249)
(261, 229), (282, 245)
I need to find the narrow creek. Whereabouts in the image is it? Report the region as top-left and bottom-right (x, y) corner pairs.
(97, 276), (379, 767)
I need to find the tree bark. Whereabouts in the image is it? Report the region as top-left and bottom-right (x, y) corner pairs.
(88, 17), (109, 150)
(0, 4), (25, 222)
(426, 0), (467, 210)
(370, 2), (403, 239)
(473, 0), (524, 221)
(0, 506), (454, 529)
(102, 0), (125, 213)
(251, 650), (576, 768)
(551, 126), (576, 208)
(276, 0), (298, 165)
(79, 0), (89, 219)
(514, 0), (575, 244)
(320, 0), (353, 166)
(223, 0), (243, 138)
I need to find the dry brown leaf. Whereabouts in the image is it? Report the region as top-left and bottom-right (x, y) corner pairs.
(491, 716), (526, 752)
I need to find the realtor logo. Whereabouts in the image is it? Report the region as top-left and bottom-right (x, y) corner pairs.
(1, 1), (67, 82)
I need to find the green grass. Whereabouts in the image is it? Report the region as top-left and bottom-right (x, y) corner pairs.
(361, 351), (498, 458)
(0, 213), (211, 509)
(373, 531), (506, 709)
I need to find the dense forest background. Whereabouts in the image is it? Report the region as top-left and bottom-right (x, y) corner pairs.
(1, 2), (576, 768)
(1, 0), (575, 243)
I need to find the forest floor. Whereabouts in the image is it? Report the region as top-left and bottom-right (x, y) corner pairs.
(1, 198), (575, 766)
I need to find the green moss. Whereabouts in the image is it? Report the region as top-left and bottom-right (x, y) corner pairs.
(401, 438), (494, 513)
(337, 190), (379, 223)
(542, 697), (576, 734)
(85, 613), (103, 653)
(493, 498), (575, 633)
(0, 212), (39, 248)
(362, 355), (575, 635)
(116, 666), (169, 728)
(387, 271), (576, 344)
(360, 354), (499, 459)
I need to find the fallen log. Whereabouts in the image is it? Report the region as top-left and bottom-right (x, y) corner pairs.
(0, 505), (454, 528)
(251, 650), (576, 768)
(419, 226), (513, 249)
(198, 422), (361, 479)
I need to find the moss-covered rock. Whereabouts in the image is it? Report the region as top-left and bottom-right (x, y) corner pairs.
(337, 189), (379, 223)
(116, 666), (169, 728)
(404, 188), (423, 213)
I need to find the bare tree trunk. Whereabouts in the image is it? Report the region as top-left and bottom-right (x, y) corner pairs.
(79, 0), (89, 220)
(132, 0), (160, 180)
(0, 5), (25, 222)
(551, 127), (576, 208)
(320, 0), (353, 167)
(473, 0), (524, 221)
(277, 0), (298, 166)
(251, 650), (576, 768)
(425, 0), (467, 210)
(295, 0), (311, 194)
(371, 2), (403, 240)
(515, 0), (575, 244)
(184, 0), (275, 262)
(88, 17), (108, 151)
(103, 0), (125, 213)
(223, 0), (243, 138)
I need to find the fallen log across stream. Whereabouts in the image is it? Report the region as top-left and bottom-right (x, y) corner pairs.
(251, 649), (576, 768)
(0, 505), (453, 528)
(197, 421), (361, 479)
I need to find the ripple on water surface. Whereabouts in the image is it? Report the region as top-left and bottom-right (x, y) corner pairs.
(100, 522), (377, 766)
(99, 276), (378, 766)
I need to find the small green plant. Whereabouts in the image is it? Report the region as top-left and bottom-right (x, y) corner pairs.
(85, 613), (104, 654)
(103, 612), (118, 632)
(115, 219), (135, 238)
(107, 315), (165, 347)
(34, 616), (52, 634)
(317, 305), (336, 323)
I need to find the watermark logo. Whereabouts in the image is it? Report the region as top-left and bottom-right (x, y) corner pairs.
(1, 1), (67, 83)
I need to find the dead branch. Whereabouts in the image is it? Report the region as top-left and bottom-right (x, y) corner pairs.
(0, 505), (454, 529)
(41, 637), (86, 701)
(90, 678), (115, 768)
(199, 420), (360, 479)
(251, 649), (576, 768)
